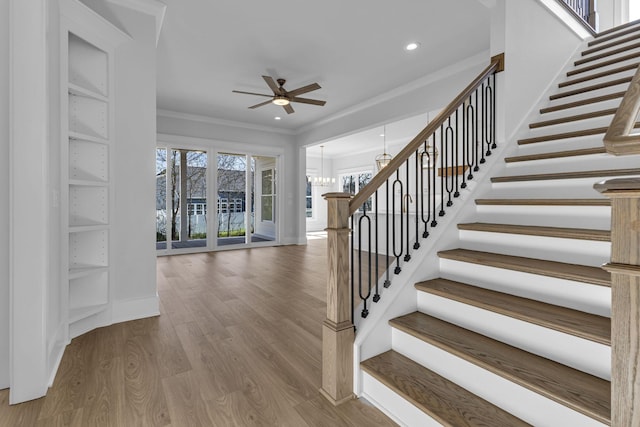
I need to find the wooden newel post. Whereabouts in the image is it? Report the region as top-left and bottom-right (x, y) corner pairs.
(320, 192), (354, 405)
(595, 178), (640, 426)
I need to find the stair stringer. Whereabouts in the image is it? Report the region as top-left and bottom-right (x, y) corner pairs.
(353, 130), (515, 397)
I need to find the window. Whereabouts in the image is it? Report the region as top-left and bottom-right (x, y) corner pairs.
(261, 168), (275, 222)
(306, 175), (313, 218)
(340, 170), (373, 211)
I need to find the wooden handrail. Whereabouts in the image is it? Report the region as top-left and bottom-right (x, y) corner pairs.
(348, 53), (504, 215)
(603, 65), (640, 155)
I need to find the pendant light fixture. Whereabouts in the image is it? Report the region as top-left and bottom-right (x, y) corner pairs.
(419, 139), (439, 169)
(312, 145), (335, 187)
(375, 125), (393, 171)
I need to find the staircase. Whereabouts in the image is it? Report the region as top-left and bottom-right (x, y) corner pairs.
(359, 21), (640, 426)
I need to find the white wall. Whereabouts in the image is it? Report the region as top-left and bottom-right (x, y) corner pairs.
(0, 0), (10, 390)
(157, 113), (302, 245)
(501, 0), (584, 140)
(105, 5), (159, 317)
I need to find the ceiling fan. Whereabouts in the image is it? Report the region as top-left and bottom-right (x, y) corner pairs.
(232, 75), (326, 114)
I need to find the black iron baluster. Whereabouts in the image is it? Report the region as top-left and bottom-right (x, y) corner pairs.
(414, 150), (421, 249)
(350, 215), (355, 324)
(404, 159), (411, 262)
(479, 82), (486, 165)
(492, 73), (497, 149)
(358, 204), (371, 318)
(453, 109), (460, 198)
(484, 79), (493, 157)
(474, 88), (480, 173)
(420, 141), (432, 237)
(373, 191), (380, 302)
(392, 170), (403, 274)
(384, 179), (391, 288)
(444, 117), (454, 208)
(431, 135), (438, 226)
(439, 125), (445, 217)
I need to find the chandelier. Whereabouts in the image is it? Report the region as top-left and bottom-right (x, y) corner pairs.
(375, 125), (393, 171)
(312, 145), (335, 187)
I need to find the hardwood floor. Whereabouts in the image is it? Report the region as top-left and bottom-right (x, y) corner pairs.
(0, 238), (396, 426)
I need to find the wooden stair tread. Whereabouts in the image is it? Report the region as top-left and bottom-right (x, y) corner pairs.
(490, 168), (640, 183)
(361, 350), (531, 427)
(437, 248), (611, 286)
(389, 313), (611, 424)
(540, 91), (625, 113)
(568, 50), (640, 76)
(505, 147), (606, 163)
(575, 41), (640, 66)
(457, 222), (610, 241)
(583, 33), (640, 56)
(549, 77), (631, 100)
(475, 198), (610, 206)
(529, 109), (617, 128)
(415, 278), (611, 344)
(560, 62), (639, 87)
(589, 20), (640, 46)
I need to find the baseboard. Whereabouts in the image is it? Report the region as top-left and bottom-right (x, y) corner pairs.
(111, 294), (160, 324)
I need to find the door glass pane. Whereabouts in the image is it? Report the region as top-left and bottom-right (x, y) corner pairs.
(254, 156), (277, 242)
(156, 148), (167, 250)
(168, 149), (207, 249)
(217, 153), (247, 246)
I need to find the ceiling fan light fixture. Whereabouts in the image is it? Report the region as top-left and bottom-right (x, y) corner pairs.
(405, 42), (420, 51)
(272, 96), (290, 106)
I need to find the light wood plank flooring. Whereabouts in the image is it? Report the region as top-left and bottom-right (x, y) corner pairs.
(0, 239), (396, 426)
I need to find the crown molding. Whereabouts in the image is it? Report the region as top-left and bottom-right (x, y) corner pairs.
(157, 109), (297, 136)
(105, 0), (166, 45)
(297, 51), (489, 135)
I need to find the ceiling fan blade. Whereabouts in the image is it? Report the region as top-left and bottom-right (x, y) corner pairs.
(262, 75), (281, 95)
(283, 104), (294, 114)
(249, 100), (273, 109)
(287, 82), (321, 98)
(291, 97), (326, 106)
(232, 90), (273, 97)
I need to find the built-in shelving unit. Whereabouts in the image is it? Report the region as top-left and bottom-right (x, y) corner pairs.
(63, 32), (112, 339)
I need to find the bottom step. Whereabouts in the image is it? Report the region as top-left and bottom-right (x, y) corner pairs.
(361, 350), (530, 427)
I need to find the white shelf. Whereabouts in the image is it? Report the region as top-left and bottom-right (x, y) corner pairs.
(69, 179), (108, 187)
(69, 265), (109, 280)
(69, 303), (108, 324)
(69, 223), (109, 233)
(69, 130), (108, 144)
(68, 82), (108, 102)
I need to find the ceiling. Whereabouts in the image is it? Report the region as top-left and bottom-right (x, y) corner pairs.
(156, 0), (491, 132)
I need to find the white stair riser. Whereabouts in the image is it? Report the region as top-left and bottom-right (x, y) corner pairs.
(474, 205), (611, 230)
(569, 54), (640, 78)
(490, 176), (637, 199)
(581, 40), (640, 62)
(457, 230), (610, 266)
(504, 153), (640, 176)
(515, 134), (608, 156)
(535, 97), (622, 122)
(416, 292), (610, 379)
(559, 66), (637, 92)
(392, 330), (608, 427)
(361, 373), (443, 427)
(439, 258), (611, 316)
(526, 114), (616, 137)
(546, 81), (630, 104)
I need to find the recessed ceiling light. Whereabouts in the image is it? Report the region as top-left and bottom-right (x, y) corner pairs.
(274, 116), (281, 120)
(405, 42), (420, 51)
(379, 133), (385, 137)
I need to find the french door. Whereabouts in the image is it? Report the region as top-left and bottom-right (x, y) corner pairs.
(156, 146), (279, 254)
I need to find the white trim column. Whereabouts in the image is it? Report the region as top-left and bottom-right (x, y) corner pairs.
(9, 0), (50, 403)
